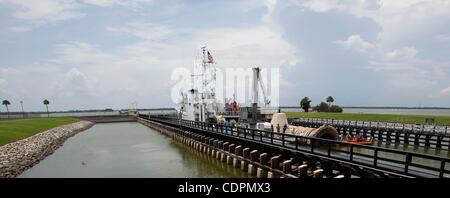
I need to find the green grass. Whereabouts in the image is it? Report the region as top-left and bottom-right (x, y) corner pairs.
(0, 117), (78, 146)
(285, 112), (450, 126)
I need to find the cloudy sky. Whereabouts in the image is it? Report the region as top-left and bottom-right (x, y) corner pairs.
(1, 0), (450, 111)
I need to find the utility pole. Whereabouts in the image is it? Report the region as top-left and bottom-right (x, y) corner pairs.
(20, 101), (25, 118)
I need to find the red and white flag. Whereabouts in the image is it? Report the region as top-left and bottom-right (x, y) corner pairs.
(207, 51), (214, 63)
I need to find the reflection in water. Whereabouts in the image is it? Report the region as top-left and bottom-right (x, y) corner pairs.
(19, 122), (251, 178)
(174, 143), (252, 178)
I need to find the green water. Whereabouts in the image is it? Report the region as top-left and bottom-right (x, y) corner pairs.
(19, 122), (252, 178)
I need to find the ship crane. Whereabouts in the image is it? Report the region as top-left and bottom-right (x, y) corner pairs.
(251, 67), (270, 123)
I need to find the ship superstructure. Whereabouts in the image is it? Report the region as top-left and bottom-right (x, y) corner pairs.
(177, 47), (219, 122)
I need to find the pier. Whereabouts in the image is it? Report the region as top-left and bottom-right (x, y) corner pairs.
(138, 114), (450, 178)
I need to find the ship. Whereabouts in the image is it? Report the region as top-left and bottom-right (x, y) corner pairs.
(174, 46), (371, 144)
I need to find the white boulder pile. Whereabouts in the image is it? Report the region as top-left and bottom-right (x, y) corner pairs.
(0, 121), (94, 178)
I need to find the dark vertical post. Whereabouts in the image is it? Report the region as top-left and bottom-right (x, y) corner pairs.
(425, 135), (431, 147)
(298, 164), (308, 178)
(414, 134), (420, 146)
(349, 145), (354, 161)
(436, 135), (442, 149)
(404, 132), (410, 145)
(404, 153), (412, 173)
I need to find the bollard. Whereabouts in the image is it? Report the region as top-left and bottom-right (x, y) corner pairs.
(221, 151), (227, 162)
(250, 150), (258, 161)
(217, 141), (224, 159)
(228, 144), (236, 153)
(248, 164), (257, 175)
(260, 153), (268, 165)
(223, 142), (230, 152)
(313, 169), (323, 178)
(270, 156), (280, 169)
(298, 164), (308, 178)
(241, 160), (249, 172)
(226, 156), (233, 165)
(267, 171), (280, 178)
(235, 146), (243, 156)
(282, 160), (292, 174)
(226, 144), (235, 165)
(242, 148), (250, 159)
(241, 148), (250, 171)
(257, 168), (267, 178)
(233, 146), (242, 168)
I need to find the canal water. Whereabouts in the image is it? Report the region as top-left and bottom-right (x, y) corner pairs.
(19, 122), (252, 178)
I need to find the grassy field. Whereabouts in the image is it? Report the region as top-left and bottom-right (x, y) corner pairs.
(0, 117), (78, 146)
(285, 112), (450, 126)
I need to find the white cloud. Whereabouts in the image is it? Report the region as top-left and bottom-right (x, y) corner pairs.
(294, 0), (380, 18)
(1, 0), (84, 24)
(366, 46), (449, 89)
(434, 34), (450, 41)
(0, 0), (158, 32)
(107, 22), (173, 41)
(441, 87), (450, 96)
(335, 34), (375, 53)
(81, 0), (156, 7)
(55, 68), (96, 97)
(294, 0), (450, 45)
(52, 42), (113, 65)
(8, 25), (33, 32)
(384, 47), (417, 60)
(0, 16), (299, 110)
(291, 0), (450, 94)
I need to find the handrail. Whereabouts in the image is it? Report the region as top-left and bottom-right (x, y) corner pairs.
(140, 115), (450, 178)
(291, 119), (450, 150)
(292, 118), (450, 135)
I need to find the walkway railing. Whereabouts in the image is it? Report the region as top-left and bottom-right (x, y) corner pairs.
(140, 114), (450, 178)
(290, 118), (450, 150)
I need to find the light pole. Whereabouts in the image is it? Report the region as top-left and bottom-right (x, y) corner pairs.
(20, 101), (25, 118)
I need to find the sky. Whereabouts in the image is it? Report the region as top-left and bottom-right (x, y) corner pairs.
(0, 0), (450, 111)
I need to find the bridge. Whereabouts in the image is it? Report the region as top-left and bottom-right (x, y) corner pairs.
(138, 114), (449, 178)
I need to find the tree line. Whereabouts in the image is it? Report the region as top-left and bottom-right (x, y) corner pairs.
(1, 99), (51, 118)
(300, 96), (343, 113)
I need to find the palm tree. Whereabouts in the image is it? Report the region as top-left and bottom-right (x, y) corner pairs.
(326, 96), (334, 106)
(2, 100), (11, 118)
(43, 99), (50, 118)
(300, 97), (312, 112)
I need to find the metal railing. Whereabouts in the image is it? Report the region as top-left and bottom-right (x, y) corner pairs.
(140, 115), (450, 178)
(292, 118), (449, 134)
(291, 118), (450, 150)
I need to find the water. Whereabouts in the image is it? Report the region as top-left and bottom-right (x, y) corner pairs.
(19, 122), (251, 178)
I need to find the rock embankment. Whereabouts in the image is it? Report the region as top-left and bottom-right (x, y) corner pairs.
(0, 121), (94, 178)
